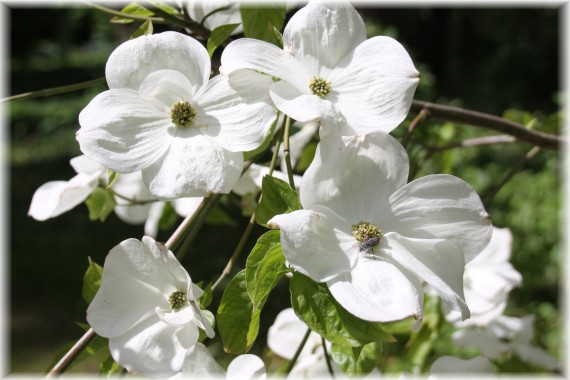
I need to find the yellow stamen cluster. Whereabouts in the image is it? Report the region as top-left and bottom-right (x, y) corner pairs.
(170, 101), (196, 127)
(309, 76), (332, 98)
(168, 290), (187, 311)
(352, 221), (382, 242)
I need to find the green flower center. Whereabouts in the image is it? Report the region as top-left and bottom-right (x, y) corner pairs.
(309, 76), (332, 98)
(170, 101), (196, 127)
(168, 290), (187, 311)
(352, 221), (383, 253)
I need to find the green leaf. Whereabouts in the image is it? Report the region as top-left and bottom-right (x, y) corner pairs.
(158, 202), (178, 231)
(82, 257), (103, 305)
(110, 3), (154, 24)
(199, 282), (213, 309)
(99, 355), (122, 376)
(85, 187), (116, 222)
(331, 342), (382, 376)
(244, 113), (278, 161)
(240, 5), (286, 45)
(245, 230), (288, 309)
(207, 23), (241, 57)
(217, 270), (259, 354)
(130, 19), (154, 39)
(272, 25), (284, 48)
(295, 140), (318, 173)
(290, 273), (395, 347)
(106, 170), (120, 189)
(255, 175), (302, 226)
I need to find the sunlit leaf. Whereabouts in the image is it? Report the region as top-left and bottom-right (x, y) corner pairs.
(255, 175), (302, 226)
(207, 23), (241, 57)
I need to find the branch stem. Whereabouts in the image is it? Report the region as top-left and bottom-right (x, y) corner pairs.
(46, 328), (97, 377)
(282, 116), (296, 188)
(86, 2), (164, 22)
(402, 108), (429, 148)
(1, 77), (105, 103)
(284, 327), (312, 375)
(165, 197), (209, 250)
(322, 336), (335, 377)
(410, 100), (563, 150)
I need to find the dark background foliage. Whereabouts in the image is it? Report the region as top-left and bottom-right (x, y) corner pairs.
(6, 4), (561, 373)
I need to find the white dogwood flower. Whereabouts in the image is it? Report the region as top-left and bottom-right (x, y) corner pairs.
(186, 0), (243, 34)
(221, 1), (419, 136)
(77, 31), (276, 199)
(173, 343), (266, 379)
(269, 132), (492, 322)
(452, 314), (559, 370)
(87, 236), (214, 378)
(444, 227), (522, 327)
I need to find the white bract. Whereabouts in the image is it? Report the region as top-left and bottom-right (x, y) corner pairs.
(87, 236), (214, 378)
(186, 0), (243, 34)
(173, 343), (266, 379)
(444, 227), (522, 327)
(430, 356), (493, 373)
(77, 31), (276, 199)
(268, 308), (344, 378)
(28, 155), (102, 221)
(452, 314), (559, 370)
(221, 1), (419, 136)
(269, 132), (492, 322)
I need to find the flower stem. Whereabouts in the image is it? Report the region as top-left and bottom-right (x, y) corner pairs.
(322, 336), (335, 378)
(1, 77), (105, 103)
(46, 328), (97, 377)
(284, 327), (312, 375)
(401, 107), (429, 148)
(282, 116), (296, 188)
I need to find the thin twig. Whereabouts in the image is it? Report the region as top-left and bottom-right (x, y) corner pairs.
(322, 336), (335, 377)
(46, 328), (97, 377)
(410, 100), (563, 150)
(175, 193), (222, 261)
(165, 197), (209, 250)
(401, 107), (429, 148)
(282, 116), (296, 188)
(139, 1), (210, 37)
(424, 135), (517, 152)
(1, 77), (105, 103)
(481, 145), (542, 204)
(86, 2), (164, 23)
(284, 327), (312, 375)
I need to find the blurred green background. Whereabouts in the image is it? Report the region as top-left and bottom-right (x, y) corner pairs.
(7, 4), (561, 374)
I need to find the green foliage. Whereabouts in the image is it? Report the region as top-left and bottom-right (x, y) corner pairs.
(99, 356), (122, 376)
(207, 23), (241, 57)
(110, 3), (154, 24)
(290, 273), (394, 347)
(105, 171), (119, 189)
(85, 187), (116, 222)
(331, 342), (382, 376)
(272, 26), (284, 48)
(82, 257), (103, 304)
(255, 176), (302, 226)
(240, 5), (286, 46)
(217, 231), (288, 354)
(130, 19), (154, 39)
(198, 282), (213, 309)
(205, 205), (238, 227)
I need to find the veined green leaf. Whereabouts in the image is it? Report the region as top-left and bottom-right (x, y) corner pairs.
(290, 273), (395, 347)
(255, 175), (302, 226)
(207, 23), (241, 57)
(240, 5), (286, 45)
(331, 342), (382, 376)
(110, 3), (154, 24)
(85, 187), (116, 222)
(130, 19), (154, 39)
(82, 257), (103, 305)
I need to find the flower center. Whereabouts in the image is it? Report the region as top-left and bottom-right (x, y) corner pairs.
(170, 101), (196, 127)
(309, 76), (332, 98)
(352, 221), (383, 253)
(168, 290), (187, 311)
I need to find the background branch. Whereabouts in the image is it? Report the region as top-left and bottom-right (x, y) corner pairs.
(410, 100), (563, 150)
